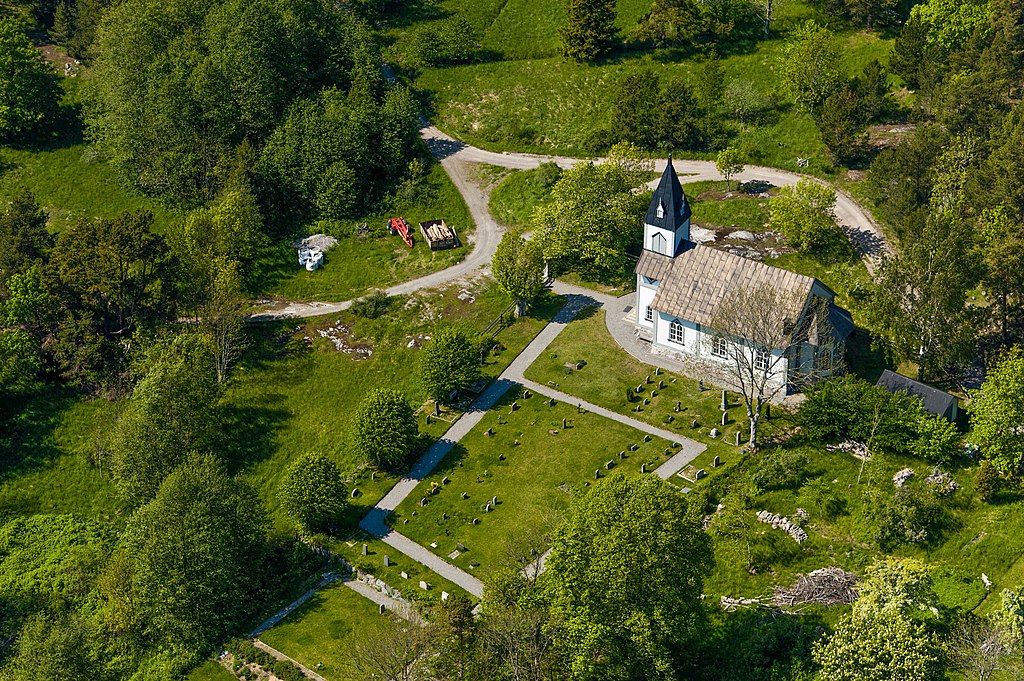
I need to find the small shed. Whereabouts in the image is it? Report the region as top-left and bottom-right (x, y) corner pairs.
(875, 370), (959, 421)
(419, 220), (459, 251)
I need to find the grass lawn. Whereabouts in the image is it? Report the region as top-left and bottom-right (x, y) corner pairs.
(523, 308), (760, 456)
(0, 78), (180, 233)
(0, 393), (122, 523)
(329, 536), (473, 604)
(185, 661), (237, 681)
(259, 581), (391, 681)
(415, 29), (893, 168)
(224, 283), (565, 532)
(390, 388), (680, 579)
(265, 163), (475, 302)
(686, 180), (772, 233)
(488, 164), (561, 229)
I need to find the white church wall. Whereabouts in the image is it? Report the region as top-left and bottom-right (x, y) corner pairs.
(636, 281), (657, 329)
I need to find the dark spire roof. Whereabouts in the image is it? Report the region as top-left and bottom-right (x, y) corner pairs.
(645, 156), (692, 231)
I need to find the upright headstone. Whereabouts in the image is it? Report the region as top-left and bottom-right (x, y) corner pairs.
(643, 434), (651, 443)
(695, 469), (706, 480)
(362, 543), (368, 556)
(713, 455), (721, 468)
(562, 417), (567, 429)
(699, 379), (705, 391)
(735, 431), (742, 446)
(643, 398), (650, 405)
(595, 469), (600, 479)
(420, 581), (429, 591)
(646, 375), (651, 384)
(524, 389), (531, 399)
(691, 418), (699, 428)
(401, 571), (409, 579)
(462, 492), (468, 499)
(457, 542), (466, 552)
(721, 390), (728, 411)
(655, 367), (662, 375)
(384, 555), (390, 567)
(675, 401), (681, 412)
(619, 451), (626, 459)
(380, 604), (386, 615)
(371, 471), (376, 481)
(710, 428), (719, 438)
(492, 495), (498, 506)
(721, 412), (728, 426)
(548, 398), (556, 407)
(636, 385), (643, 394)
(472, 518), (479, 525)
(435, 402), (441, 417)
(659, 380), (665, 390)
(641, 463), (647, 473)
(352, 488), (359, 498)
(442, 591), (450, 601)
(606, 460), (614, 470)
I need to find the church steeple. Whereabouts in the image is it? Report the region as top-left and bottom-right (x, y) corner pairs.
(643, 156), (692, 256)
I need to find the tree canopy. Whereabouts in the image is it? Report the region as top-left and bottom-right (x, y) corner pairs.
(278, 453), (347, 533)
(492, 230), (546, 317)
(352, 388), (418, 469)
(420, 327), (481, 405)
(542, 475), (712, 680)
(0, 19), (60, 139)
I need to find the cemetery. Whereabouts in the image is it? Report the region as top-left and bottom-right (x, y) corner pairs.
(389, 389), (679, 578)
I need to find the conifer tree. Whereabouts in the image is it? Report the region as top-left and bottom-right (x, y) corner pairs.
(560, 0), (617, 61)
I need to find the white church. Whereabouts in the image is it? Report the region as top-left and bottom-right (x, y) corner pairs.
(633, 160), (854, 393)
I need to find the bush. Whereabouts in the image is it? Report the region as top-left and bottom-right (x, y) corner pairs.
(352, 388), (418, 469)
(912, 414), (960, 464)
(863, 486), (942, 550)
(351, 290), (394, 319)
(975, 460), (1001, 503)
(752, 449), (810, 492)
(278, 454), (347, 533)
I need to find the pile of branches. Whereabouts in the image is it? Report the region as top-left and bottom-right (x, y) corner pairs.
(771, 567), (859, 608)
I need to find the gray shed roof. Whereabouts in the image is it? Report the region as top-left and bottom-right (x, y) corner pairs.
(875, 370), (958, 420)
(644, 159), (691, 240)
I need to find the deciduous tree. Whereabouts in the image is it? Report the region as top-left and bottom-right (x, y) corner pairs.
(780, 21), (842, 110)
(969, 348), (1024, 475)
(278, 453), (346, 533)
(352, 387), (417, 468)
(542, 475), (712, 680)
(768, 179), (851, 262)
(492, 230), (545, 317)
(560, 0), (617, 61)
(0, 19), (59, 139)
(716, 146), (744, 189)
(420, 328), (481, 406)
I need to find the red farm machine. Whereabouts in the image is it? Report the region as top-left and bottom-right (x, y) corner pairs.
(387, 217), (414, 248)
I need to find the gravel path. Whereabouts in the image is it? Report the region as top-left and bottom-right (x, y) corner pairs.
(254, 125), (885, 321)
(253, 639), (328, 681)
(360, 290), (706, 596)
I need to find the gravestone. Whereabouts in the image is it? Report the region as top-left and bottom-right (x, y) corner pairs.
(420, 581), (429, 591)
(351, 488), (359, 498)
(695, 469), (706, 480)
(425, 414), (431, 425)
(435, 402), (441, 417)
(659, 380), (665, 390)
(562, 417), (566, 429)
(635, 405), (642, 412)
(721, 412), (728, 426)
(713, 455), (721, 468)
(510, 402), (518, 412)
(643, 434), (651, 443)
(514, 440), (520, 446)
(442, 512), (447, 520)
(646, 375), (651, 384)
(699, 379), (705, 391)
(403, 519), (408, 524)
(735, 431), (741, 446)
(606, 460), (614, 470)
(636, 385), (643, 393)
(419, 497), (428, 507)
(384, 555), (390, 567)
(492, 496), (498, 506)
(457, 542), (466, 551)
(442, 476), (450, 484)
(401, 571), (409, 579)
(651, 391), (657, 397)
(595, 469), (600, 479)
(486, 428), (493, 437)
(619, 451), (626, 459)
(371, 471), (376, 481)
(665, 448), (671, 455)
(484, 503), (491, 512)
(675, 401), (681, 412)
(442, 591), (450, 601)
(674, 442), (681, 448)
(499, 453), (505, 460)
(655, 367), (662, 375)
(710, 428), (719, 438)
(472, 518), (479, 525)
(691, 419), (699, 428)
(629, 444), (638, 451)
(379, 604), (386, 615)
(361, 543), (369, 557)
(641, 463), (647, 473)
(523, 389), (531, 399)
(462, 492), (468, 499)
(721, 391), (728, 411)
(643, 398), (650, 405)
(548, 398), (556, 407)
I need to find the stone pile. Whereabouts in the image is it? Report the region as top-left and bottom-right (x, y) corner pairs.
(893, 468), (915, 488)
(926, 467), (960, 496)
(756, 510), (808, 543)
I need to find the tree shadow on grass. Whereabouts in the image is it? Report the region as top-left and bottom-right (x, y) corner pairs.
(0, 385), (81, 487)
(216, 400), (291, 474)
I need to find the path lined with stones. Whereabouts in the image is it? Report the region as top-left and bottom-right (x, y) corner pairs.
(360, 291), (706, 597)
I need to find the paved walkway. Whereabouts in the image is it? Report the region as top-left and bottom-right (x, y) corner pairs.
(253, 640), (328, 681)
(360, 291), (707, 596)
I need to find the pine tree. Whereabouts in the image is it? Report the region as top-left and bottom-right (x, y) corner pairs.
(560, 0), (617, 62)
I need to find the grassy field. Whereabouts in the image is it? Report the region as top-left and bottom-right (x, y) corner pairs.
(415, 30), (894, 168)
(330, 536), (472, 603)
(0, 79), (180, 233)
(259, 581), (391, 681)
(185, 661), (237, 681)
(390, 388), (679, 579)
(686, 180), (773, 232)
(523, 308), (766, 455)
(225, 283), (565, 532)
(265, 163), (475, 302)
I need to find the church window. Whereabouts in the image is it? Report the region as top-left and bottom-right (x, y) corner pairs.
(645, 306), (653, 322)
(711, 336), (728, 358)
(754, 350), (771, 371)
(668, 320), (684, 345)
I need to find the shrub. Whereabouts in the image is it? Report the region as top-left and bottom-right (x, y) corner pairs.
(352, 388), (417, 469)
(752, 449), (810, 492)
(975, 460), (1001, 503)
(863, 487), (942, 551)
(420, 327), (481, 404)
(278, 454), (347, 533)
(351, 290), (394, 319)
(912, 414), (960, 464)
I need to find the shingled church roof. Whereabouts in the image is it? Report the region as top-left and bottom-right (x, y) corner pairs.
(645, 158), (692, 234)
